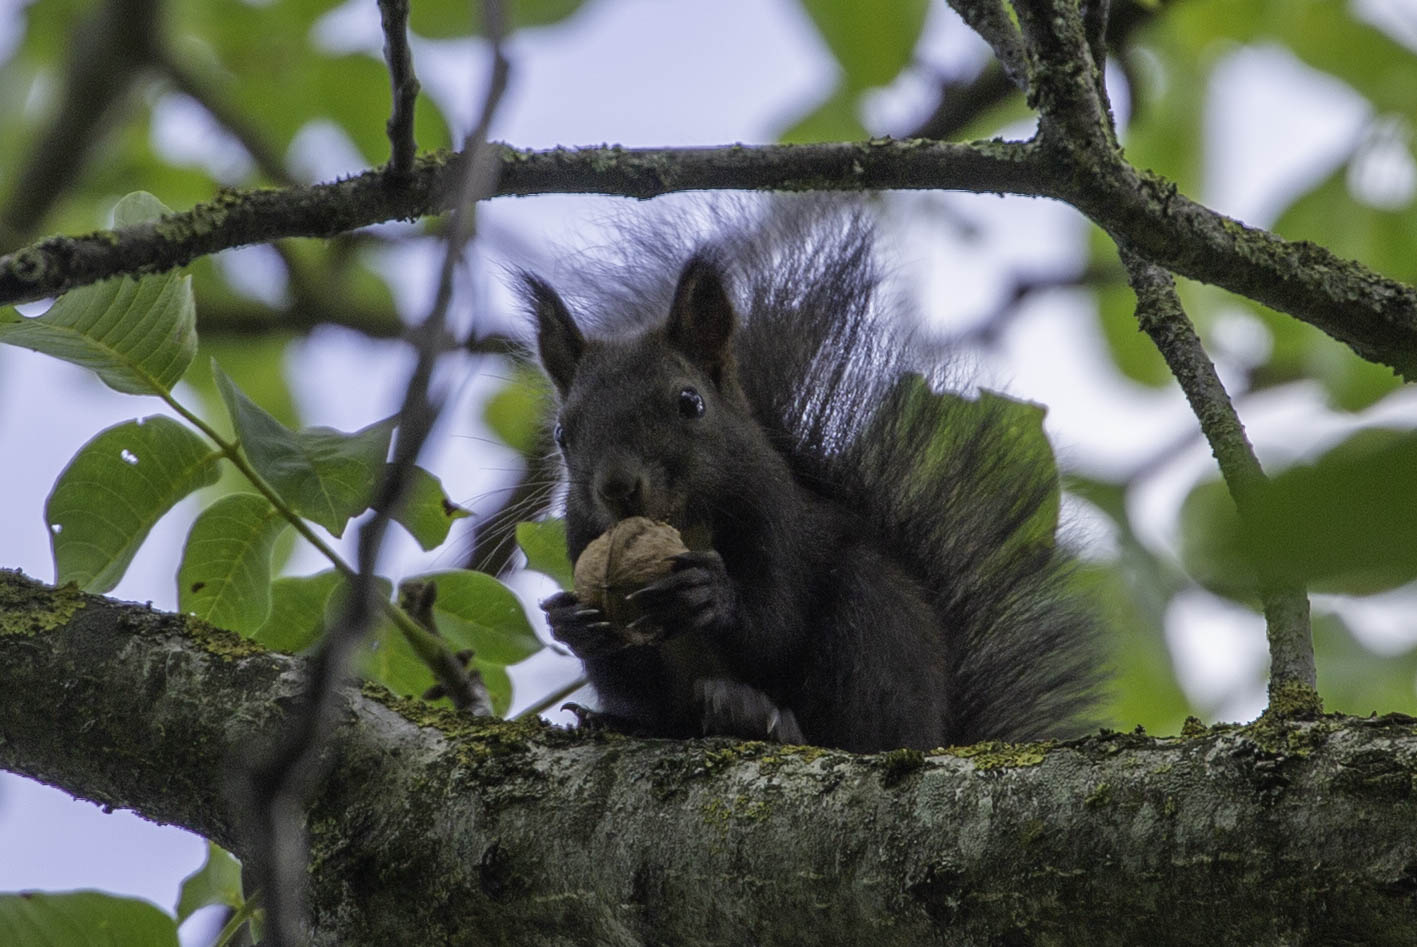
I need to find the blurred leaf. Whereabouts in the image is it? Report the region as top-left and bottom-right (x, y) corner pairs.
(213, 363), (394, 536)
(1170, 1), (1417, 122)
(477, 660), (513, 717)
(799, 0), (929, 91)
(1311, 609), (1417, 716)
(252, 569), (347, 652)
(517, 519), (573, 589)
(47, 416), (221, 593)
(1081, 561), (1192, 735)
(0, 891), (178, 947)
(177, 493), (289, 634)
(175, 843), (243, 925)
(1182, 429), (1417, 598)
(484, 363), (549, 456)
(0, 195), (196, 394)
(779, 86), (867, 144)
(409, 0), (585, 39)
(1178, 478), (1257, 603)
(392, 465), (470, 551)
(1253, 429), (1417, 594)
(408, 569), (541, 665)
(1089, 228), (1172, 388)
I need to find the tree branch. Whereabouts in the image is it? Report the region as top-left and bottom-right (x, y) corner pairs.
(377, 0), (421, 178)
(3, 570), (1417, 944)
(1, 140), (1414, 378)
(1121, 250), (1318, 711)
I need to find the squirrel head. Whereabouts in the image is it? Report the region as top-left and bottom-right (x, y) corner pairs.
(523, 254), (770, 555)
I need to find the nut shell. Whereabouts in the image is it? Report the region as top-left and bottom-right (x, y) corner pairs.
(573, 517), (688, 626)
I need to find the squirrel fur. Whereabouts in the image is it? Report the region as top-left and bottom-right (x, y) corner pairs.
(522, 201), (1102, 752)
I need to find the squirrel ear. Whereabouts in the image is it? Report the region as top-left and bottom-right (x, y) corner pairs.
(523, 273), (585, 397)
(666, 255), (736, 383)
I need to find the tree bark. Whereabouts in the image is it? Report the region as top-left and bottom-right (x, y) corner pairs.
(2, 568), (1415, 945)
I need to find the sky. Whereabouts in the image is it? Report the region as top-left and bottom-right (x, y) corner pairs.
(1, 0), (1414, 939)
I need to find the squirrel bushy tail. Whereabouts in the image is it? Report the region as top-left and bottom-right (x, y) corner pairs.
(529, 198), (1103, 746)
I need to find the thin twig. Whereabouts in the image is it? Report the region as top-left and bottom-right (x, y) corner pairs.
(377, 0), (421, 177)
(1120, 249), (1318, 713)
(242, 2), (513, 942)
(944, 0), (1030, 90)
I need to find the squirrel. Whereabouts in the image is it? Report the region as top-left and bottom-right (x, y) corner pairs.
(521, 202), (1102, 753)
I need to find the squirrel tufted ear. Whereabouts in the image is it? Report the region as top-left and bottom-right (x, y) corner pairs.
(666, 254), (737, 384)
(522, 273), (585, 397)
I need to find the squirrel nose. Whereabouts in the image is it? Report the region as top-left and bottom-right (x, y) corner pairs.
(596, 466), (645, 517)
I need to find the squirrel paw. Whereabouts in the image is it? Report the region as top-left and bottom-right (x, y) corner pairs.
(540, 591), (625, 658)
(625, 550), (733, 635)
(695, 678), (804, 744)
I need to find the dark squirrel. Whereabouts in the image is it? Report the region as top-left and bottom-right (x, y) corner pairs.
(523, 205), (1102, 752)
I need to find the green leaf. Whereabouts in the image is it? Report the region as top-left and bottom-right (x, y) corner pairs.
(1177, 478), (1257, 603)
(175, 843), (243, 925)
(364, 618), (515, 715)
(0, 891), (179, 947)
(477, 659), (513, 717)
(392, 466), (469, 551)
(1252, 429), (1417, 594)
(177, 494), (290, 635)
(409, 0), (585, 39)
(252, 569), (347, 652)
(110, 191), (171, 228)
(799, 0), (929, 91)
(1181, 429), (1417, 598)
(213, 363), (395, 536)
(1312, 611), (1417, 717)
(408, 569), (541, 665)
(47, 416), (221, 592)
(0, 202), (195, 393)
(483, 363), (549, 455)
(517, 519), (573, 590)
(778, 85), (868, 144)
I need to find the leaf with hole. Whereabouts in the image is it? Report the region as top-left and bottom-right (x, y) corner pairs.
(47, 416), (221, 593)
(393, 465), (469, 551)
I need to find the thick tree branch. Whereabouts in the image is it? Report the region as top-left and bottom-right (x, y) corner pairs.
(1121, 250), (1317, 711)
(1, 141), (1414, 378)
(4, 570), (1417, 944)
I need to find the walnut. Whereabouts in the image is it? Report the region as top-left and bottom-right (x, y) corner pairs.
(573, 517), (688, 626)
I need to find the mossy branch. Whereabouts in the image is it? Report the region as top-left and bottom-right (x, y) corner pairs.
(1, 140), (1413, 378)
(3, 569), (1417, 944)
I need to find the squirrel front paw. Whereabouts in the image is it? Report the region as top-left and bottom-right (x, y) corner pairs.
(624, 549), (733, 636)
(540, 591), (625, 658)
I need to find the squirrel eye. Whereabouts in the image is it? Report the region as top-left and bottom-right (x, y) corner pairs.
(553, 422), (567, 449)
(678, 387), (705, 419)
